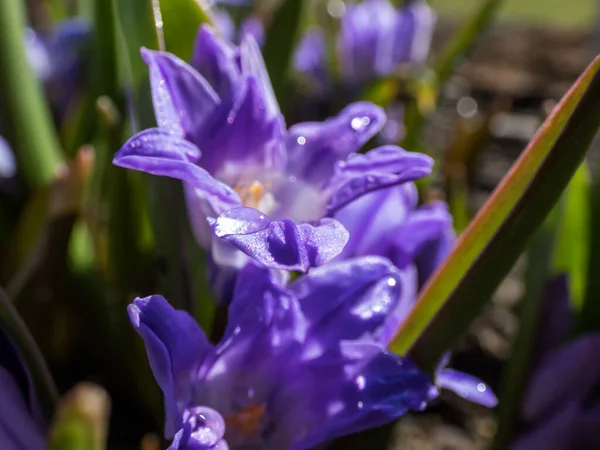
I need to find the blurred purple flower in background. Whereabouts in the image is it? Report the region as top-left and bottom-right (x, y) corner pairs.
(0, 328), (46, 450)
(295, 0), (436, 86)
(114, 25), (433, 272)
(210, 0), (264, 46)
(0, 136), (17, 181)
(25, 19), (91, 115)
(129, 257), (436, 450)
(510, 275), (600, 450)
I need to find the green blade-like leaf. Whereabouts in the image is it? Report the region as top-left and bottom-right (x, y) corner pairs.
(552, 163), (590, 310)
(158, 0), (214, 60)
(0, 0), (64, 189)
(388, 56), (600, 373)
(262, 0), (305, 110)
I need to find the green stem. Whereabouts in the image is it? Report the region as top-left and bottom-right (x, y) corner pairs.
(0, 0), (64, 189)
(0, 286), (59, 419)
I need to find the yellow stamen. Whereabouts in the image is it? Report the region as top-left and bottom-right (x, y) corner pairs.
(225, 404), (266, 437)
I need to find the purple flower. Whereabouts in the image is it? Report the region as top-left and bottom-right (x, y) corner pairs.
(511, 332), (600, 450)
(333, 178), (496, 408)
(114, 25), (433, 272)
(129, 257), (438, 449)
(509, 275), (600, 450)
(295, 0), (436, 85)
(0, 136), (16, 179)
(25, 19), (91, 114)
(334, 184), (454, 341)
(0, 328), (46, 450)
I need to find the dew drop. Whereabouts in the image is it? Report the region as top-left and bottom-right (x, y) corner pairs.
(357, 401), (364, 409)
(361, 116), (371, 126)
(297, 136), (306, 145)
(355, 375), (366, 390)
(234, 326), (241, 335)
(387, 277), (397, 287)
(477, 383), (487, 393)
(350, 117), (363, 130)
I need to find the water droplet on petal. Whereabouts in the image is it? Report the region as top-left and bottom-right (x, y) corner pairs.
(351, 117), (363, 130)
(387, 277), (397, 287)
(355, 375), (366, 390)
(357, 401), (364, 409)
(234, 326), (241, 335)
(297, 136), (306, 145)
(361, 116), (371, 126)
(477, 383), (487, 393)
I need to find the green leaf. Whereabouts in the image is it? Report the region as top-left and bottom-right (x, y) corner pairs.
(262, 0), (305, 110)
(0, 287), (58, 419)
(0, 0), (64, 189)
(157, 0), (215, 60)
(552, 163), (590, 310)
(492, 210), (559, 450)
(388, 56), (600, 373)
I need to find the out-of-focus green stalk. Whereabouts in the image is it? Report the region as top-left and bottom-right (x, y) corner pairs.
(434, 0), (504, 87)
(0, 286), (59, 419)
(48, 383), (110, 450)
(0, 0), (64, 189)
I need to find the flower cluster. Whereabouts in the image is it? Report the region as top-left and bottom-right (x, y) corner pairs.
(116, 22), (496, 450)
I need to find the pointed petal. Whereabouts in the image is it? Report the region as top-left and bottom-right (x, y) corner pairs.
(391, 200), (453, 271)
(286, 102), (386, 185)
(212, 207), (349, 271)
(436, 368), (497, 407)
(114, 128), (241, 215)
(338, 0), (397, 82)
(393, 0), (437, 65)
(240, 17), (264, 47)
(334, 184), (417, 261)
(202, 77), (286, 183)
(522, 332), (600, 422)
(374, 265), (419, 345)
(240, 35), (280, 118)
(128, 295), (213, 437)
(223, 262), (304, 347)
(284, 341), (433, 449)
(141, 48), (220, 139)
(191, 24), (240, 100)
(326, 146), (433, 214)
(288, 257), (404, 346)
